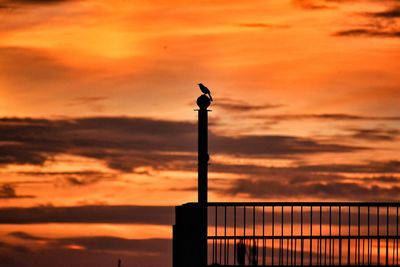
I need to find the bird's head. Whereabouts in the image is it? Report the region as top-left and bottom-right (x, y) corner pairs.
(198, 83), (203, 86)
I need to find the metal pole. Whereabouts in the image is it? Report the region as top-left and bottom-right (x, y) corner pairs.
(197, 94), (211, 267)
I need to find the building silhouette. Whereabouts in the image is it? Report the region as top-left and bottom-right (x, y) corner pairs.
(173, 94), (400, 266)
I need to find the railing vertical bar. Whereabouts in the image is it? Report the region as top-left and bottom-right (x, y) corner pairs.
(262, 206), (265, 266)
(243, 206), (246, 266)
(224, 206), (227, 265)
(291, 206), (294, 266)
(358, 205), (361, 266)
(252, 206), (255, 266)
(386, 205), (389, 266)
(215, 206), (218, 264)
(234, 205), (236, 266)
(378, 206), (380, 266)
(397, 206), (398, 267)
(368, 206), (370, 265)
(348, 206), (351, 266)
(310, 206), (313, 266)
(294, 237), (297, 266)
(320, 206), (322, 265)
(272, 206), (275, 266)
(281, 205), (284, 266)
(339, 206), (342, 266)
(219, 237), (222, 265)
(362, 238), (365, 266)
(329, 206), (332, 266)
(397, 206), (399, 267)
(280, 205), (284, 265)
(301, 205), (303, 266)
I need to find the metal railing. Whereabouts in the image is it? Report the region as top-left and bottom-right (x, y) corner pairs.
(207, 202), (400, 266)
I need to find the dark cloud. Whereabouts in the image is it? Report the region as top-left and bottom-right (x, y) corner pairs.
(334, 5), (400, 38)
(211, 134), (364, 156)
(0, 0), (71, 8)
(291, 0), (400, 38)
(293, 0), (400, 10)
(215, 98), (283, 112)
(348, 127), (400, 141)
(2, 233), (171, 267)
(367, 6), (400, 18)
(334, 28), (400, 37)
(0, 116), (363, 172)
(0, 184), (34, 199)
(262, 113), (400, 121)
(18, 170), (115, 187)
(0, 205), (173, 224)
(296, 160), (400, 173)
(10, 231), (171, 254)
(222, 178), (400, 201)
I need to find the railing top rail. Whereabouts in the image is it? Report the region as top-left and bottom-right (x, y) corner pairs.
(207, 201), (400, 207)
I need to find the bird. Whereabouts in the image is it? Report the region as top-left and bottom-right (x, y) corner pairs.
(198, 83), (213, 101)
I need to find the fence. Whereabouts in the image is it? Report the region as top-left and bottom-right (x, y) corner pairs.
(207, 202), (400, 266)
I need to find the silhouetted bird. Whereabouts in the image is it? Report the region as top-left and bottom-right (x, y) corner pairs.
(198, 83), (213, 101)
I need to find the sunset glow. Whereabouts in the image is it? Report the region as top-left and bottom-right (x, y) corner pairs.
(0, 0), (399, 266)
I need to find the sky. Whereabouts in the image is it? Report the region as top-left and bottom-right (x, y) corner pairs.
(0, 0), (400, 266)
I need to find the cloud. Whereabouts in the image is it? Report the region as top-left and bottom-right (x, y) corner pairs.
(10, 231), (171, 254)
(334, 5), (400, 38)
(18, 170), (116, 187)
(0, 205), (173, 224)
(367, 6), (400, 18)
(0, 184), (34, 199)
(334, 28), (400, 38)
(222, 178), (400, 201)
(0, 0), (71, 8)
(215, 98), (283, 112)
(292, 0), (400, 38)
(261, 113), (400, 122)
(2, 232), (171, 267)
(0, 116), (363, 172)
(296, 160), (400, 173)
(211, 134), (364, 156)
(347, 127), (400, 141)
(291, 0), (334, 10)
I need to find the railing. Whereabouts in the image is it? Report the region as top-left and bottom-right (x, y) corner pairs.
(207, 202), (400, 266)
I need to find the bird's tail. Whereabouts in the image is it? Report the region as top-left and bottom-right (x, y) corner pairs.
(208, 93), (213, 101)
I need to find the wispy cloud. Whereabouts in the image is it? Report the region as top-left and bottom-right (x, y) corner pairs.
(0, 205), (173, 224)
(0, 117), (364, 172)
(334, 28), (400, 37)
(261, 113), (400, 121)
(215, 98), (283, 112)
(0, 184), (34, 199)
(347, 127), (400, 141)
(2, 232), (171, 267)
(222, 178), (400, 201)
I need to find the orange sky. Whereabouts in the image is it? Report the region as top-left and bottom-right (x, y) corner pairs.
(0, 0), (399, 266)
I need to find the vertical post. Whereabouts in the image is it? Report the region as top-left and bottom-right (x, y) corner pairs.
(197, 95), (209, 205)
(197, 94), (211, 267)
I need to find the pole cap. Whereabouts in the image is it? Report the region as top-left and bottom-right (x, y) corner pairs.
(197, 95), (211, 109)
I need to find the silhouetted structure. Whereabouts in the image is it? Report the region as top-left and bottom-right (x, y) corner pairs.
(173, 93), (210, 267)
(173, 92), (400, 267)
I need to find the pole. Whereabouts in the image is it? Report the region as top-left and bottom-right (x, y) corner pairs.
(197, 94), (211, 267)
